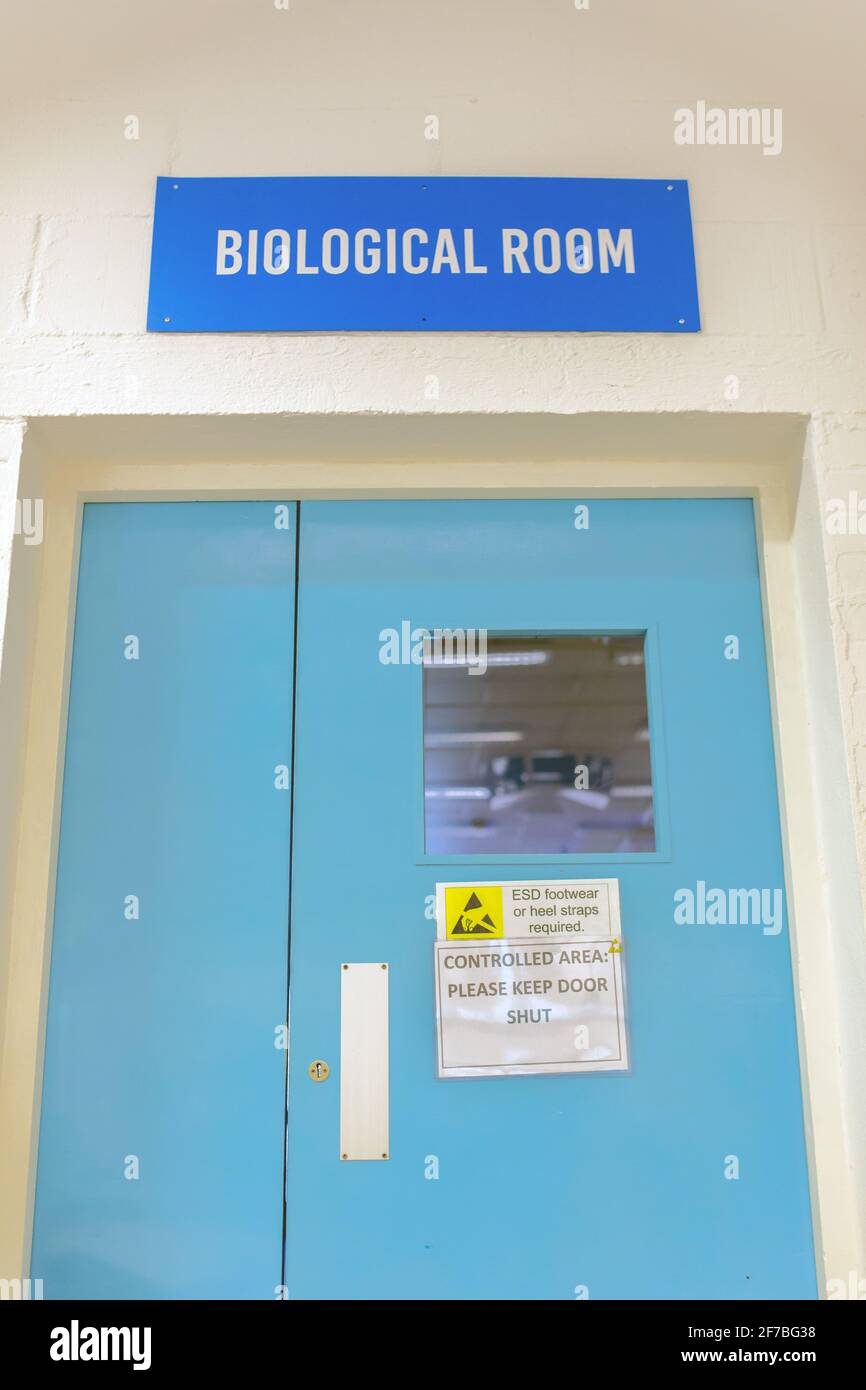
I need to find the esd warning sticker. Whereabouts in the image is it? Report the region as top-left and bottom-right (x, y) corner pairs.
(436, 878), (620, 944)
(444, 885), (504, 939)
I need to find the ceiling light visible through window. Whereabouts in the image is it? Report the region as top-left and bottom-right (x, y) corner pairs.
(424, 650), (549, 668)
(424, 786), (492, 800)
(424, 731), (523, 747)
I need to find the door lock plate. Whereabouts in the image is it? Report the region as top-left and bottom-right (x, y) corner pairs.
(308, 1059), (330, 1082)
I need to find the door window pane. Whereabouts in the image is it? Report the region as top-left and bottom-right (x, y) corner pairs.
(423, 634), (655, 854)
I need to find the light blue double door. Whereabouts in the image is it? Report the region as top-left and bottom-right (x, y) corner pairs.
(33, 499), (817, 1299)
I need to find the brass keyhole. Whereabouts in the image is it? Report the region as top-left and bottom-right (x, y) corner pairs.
(308, 1059), (330, 1082)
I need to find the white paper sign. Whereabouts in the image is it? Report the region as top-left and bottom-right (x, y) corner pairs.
(435, 878), (621, 944)
(434, 935), (629, 1077)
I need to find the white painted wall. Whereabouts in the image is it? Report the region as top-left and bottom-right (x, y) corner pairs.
(0, 0), (864, 1284)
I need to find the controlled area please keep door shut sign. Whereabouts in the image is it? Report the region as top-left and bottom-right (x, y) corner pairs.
(434, 879), (629, 1078)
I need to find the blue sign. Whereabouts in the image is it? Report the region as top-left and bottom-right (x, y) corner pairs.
(147, 176), (699, 333)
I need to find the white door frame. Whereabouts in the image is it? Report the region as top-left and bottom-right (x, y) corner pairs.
(0, 410), (861, 1297)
